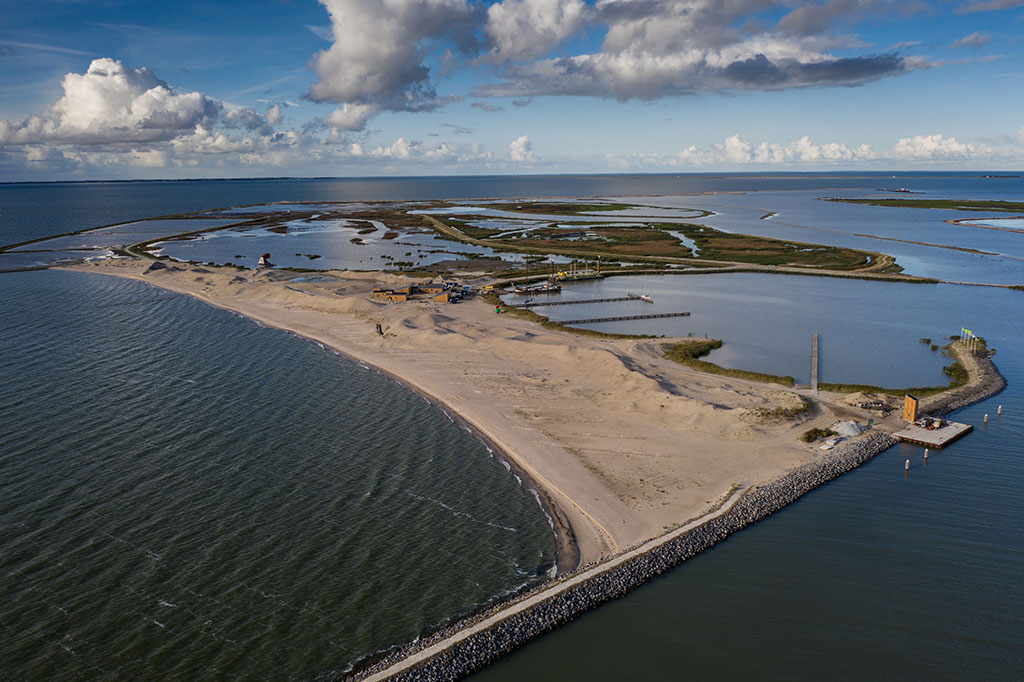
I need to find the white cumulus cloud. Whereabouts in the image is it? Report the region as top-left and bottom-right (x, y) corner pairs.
(478, 0), (923, 99)
(308, 0), (475, 131)
(608, 134), (879, 168)
(265, 104), (282, 126)
(0, 58), (220, 146)
(891, 134), (977, 159)
(507, 134), (535, 162)
(323, 103), (381, 132)
(484, 0), (591, 62)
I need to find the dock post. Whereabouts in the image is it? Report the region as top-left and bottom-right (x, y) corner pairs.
(984, 414), (989, 423)
(924, 449), (929, 460)
(905, 459), (910, 471)
(997, 405), (1002, 415)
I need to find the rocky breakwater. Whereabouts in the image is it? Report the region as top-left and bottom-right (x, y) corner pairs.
(346, 432), (897, 682)
(925, 347), (1006, 417)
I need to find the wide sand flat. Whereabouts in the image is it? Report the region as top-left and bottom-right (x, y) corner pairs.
(65, 259), (878, 566)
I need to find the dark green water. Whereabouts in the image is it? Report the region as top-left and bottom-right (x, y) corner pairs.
(0, 271), (555, 681)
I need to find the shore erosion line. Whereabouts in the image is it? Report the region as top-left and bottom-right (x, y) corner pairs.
(346, 352), (1006, 682)
(267, 319), (581, 574)
(330, 346), (581, 574)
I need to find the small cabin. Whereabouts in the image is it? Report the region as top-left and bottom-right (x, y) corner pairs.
(433, 291), (451, 303)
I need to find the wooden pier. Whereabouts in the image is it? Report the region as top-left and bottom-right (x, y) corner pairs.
(811, 333), (819, 393)
(560, 311), (690, 325)
(519, 294), (652, 309)
(892, 420), (973, 448)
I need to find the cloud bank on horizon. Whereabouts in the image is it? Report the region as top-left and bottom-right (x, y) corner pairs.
(1, 0), (1023, 179)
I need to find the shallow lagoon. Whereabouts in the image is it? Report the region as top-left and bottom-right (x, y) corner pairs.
(617, 190), (1024, 284)
(153, 217), (508, 270)
(519, 273), (1000, 388)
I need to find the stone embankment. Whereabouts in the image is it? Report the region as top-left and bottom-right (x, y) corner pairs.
(345, 432), (897, 682)
(925, 351), (1006, 417)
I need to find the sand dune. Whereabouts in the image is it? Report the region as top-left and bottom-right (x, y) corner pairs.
(67, 259), (898, 569)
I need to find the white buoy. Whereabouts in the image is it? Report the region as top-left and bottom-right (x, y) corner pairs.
(997, 405), (1002, 415)
(905, 459), (910, 471)
(984, 413), (989, 423)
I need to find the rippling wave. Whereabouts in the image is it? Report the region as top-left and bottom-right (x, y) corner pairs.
(0, 271), (555, 681)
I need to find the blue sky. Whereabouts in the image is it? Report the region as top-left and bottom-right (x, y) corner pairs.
(2, 0), (1023, 180)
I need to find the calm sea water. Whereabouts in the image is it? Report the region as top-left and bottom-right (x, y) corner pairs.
(1, 174), (1021, 681)
(475, 344), (1024, 682)
(3, 172), (1018, 244)
(513, 274), (1004, 387)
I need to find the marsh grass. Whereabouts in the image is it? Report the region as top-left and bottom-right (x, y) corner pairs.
(661, 339), (797, 386)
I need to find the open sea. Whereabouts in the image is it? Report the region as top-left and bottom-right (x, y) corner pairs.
(1, 173), (1022, 681)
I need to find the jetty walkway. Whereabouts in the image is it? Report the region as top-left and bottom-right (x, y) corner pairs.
(359, 487), (749, 682)
(518, 294), (651, 308)
(561, 311), (690, 325)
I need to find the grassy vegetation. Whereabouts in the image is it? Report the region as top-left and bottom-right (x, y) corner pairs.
(802, 427), (837, 443)
(661, 339), (797, 386)
(483, 202), (637, 215)
(665, 223), (876, 270)
(818, 361), (968, 397)
(483, 293), (653, 340)
(662, 338), (723, 360)
(431, 208), (883, 271)
(504, 225), (691, 259)
(826, 198), (1024, 212)
(661, 339), (973, 395)
(748, 397), (815, 422)
(450, 223), (504, 239)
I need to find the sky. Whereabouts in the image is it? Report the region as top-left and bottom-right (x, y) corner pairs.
(2, 0), (1023, 180)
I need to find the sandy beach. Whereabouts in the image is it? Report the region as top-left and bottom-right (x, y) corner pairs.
(62, 257), (935, 570)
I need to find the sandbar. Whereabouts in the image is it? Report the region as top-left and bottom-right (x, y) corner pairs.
(62, 257), (953, 570)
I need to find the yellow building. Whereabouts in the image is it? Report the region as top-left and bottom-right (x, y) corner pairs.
(372, 288), (409, 302)
(903, 394), (919, 422)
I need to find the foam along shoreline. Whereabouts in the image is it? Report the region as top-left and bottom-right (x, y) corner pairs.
(318, 341), (580, 573)
(350, 433), (899, 682)
(58, 258), (1005, 678)
(389, 380), (580, 573)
